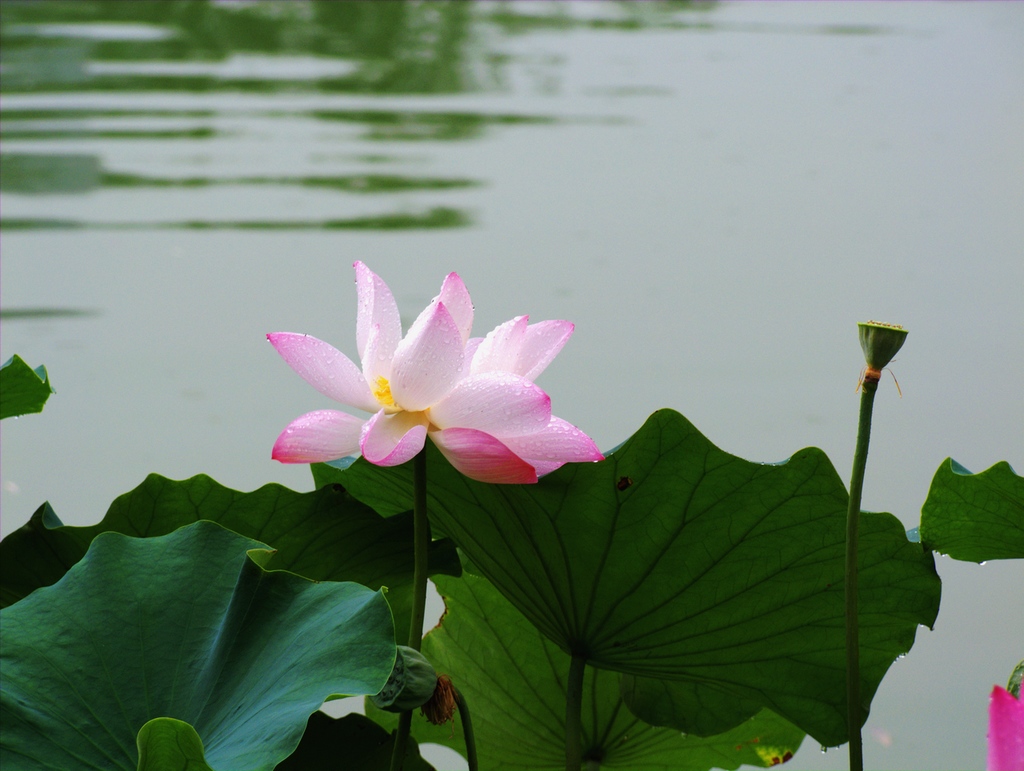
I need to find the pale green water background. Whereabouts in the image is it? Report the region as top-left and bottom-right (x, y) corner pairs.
(1, 2), (1022, 769)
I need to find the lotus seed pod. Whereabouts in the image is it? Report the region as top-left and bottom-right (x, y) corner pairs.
(370, 645), (439, 713)
(858, 321), (908, 371)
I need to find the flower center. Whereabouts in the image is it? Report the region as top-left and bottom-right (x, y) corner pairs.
(373, 376), (397, 408)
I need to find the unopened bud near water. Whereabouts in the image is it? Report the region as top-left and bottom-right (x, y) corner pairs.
(858, 321), (908, 371)
(371, 645), (439, 713)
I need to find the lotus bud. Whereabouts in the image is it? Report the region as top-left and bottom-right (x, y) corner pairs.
(858, 321), (908, 379)
(370, 646), (438, 713)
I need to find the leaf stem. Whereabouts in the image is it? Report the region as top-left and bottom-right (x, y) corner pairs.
(389, 712), (413, 771)
(452, 686), (478, 771)
(389, 449), (430, 771)
(846, 377), (877, 771)
(565, 653), (586, 771)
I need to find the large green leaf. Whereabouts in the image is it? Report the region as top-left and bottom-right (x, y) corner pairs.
(275, 712), (434, 771)
(0, 521), (395, 771)
(0, 474), (460, 640)
(919, 459), (1024, 562)
(341, 409), (941, 746)
(368, 573), (805, 770)
(0, 354), (53, 419)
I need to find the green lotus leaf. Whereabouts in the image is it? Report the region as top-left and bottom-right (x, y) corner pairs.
(275, 712), (434, 771)
(367, 573), (805, 769)
(0, 474), (460, 641)
(919, 459), (1024, 561)
(136, 718), (214, 771)
(0, 521), (395, 771)
(0, 355), (53, 420)
(618, 676), (765, 739)
(342, 409), (941, 746)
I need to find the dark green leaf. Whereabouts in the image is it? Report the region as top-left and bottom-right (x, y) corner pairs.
(0, 521), (396, 771)
(0, 354), (53, 420)
(368, 573), (806, 770)
(313, 458), (408, 514)
(0, 474), (460, 641)
(619, 676), (764, 738)
(136, 719), (214, 771)
(275, 712), (434, 771)
(919, 459), (1024, 561)
(343, 409), (940, 746)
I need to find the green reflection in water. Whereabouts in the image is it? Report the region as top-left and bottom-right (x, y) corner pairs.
(102, 173), (477, 193)
(0, 1), (733, 231)
(0, 154), (101, 194)
(1, 207), (470, 231)
(1, 127), (217, 140)
(0, 308), (99, 320)
(0, 108), (557, 144)
(0, 0), (481, 95)
(0, 154), (477, 194)
(313, 109), (556, 142)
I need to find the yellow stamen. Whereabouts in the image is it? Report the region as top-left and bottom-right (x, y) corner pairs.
(373, 376), (396, 408)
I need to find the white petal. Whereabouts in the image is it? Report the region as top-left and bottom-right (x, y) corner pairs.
(517, 320), (574, 381)
(354, 261), (402, 364)
(267, 333), (377, 413)
(360, 410), (429, 466)
(272, 410), (366, 463)
(389, 301), (465, 411)
(500, 416), (604, 465)
(471, 316), (528, 375)
(435, 272), (474, 344)
(459, 337), (483, 380)
(361, 323), (394, 393)
(429, 373), (551, 436)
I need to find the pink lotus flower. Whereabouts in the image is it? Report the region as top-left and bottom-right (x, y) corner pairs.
(268, 262), (603, 484)
(988, 685), (1024, 771)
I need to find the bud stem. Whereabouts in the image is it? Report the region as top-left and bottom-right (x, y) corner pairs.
(452, 686), (478, 771)
(846, 377), (877, 771)
(390, 449), (430, 771)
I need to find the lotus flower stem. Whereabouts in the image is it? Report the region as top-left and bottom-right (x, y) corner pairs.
(452, 686), (478, 771)
(389, 449), (430, 771)
(565, 653), (586, 771)
(408, 448), (430, 651)
(846, 375), (877, 771)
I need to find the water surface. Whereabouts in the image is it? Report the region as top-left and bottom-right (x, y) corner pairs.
(2, 3), (1022, 769)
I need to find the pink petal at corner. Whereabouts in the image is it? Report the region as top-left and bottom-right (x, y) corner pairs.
(500, 416), (604, 465)
(429, 373), (552, 436)
(272, 409), (366, 463)
(267, 333), (378, 414)
(430, 427), (538, 484)
(988, 686), (1024, 771)
(389, 301), (465, 411)
(360, 410), (429, 466)
(354, 261), (402, 364)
